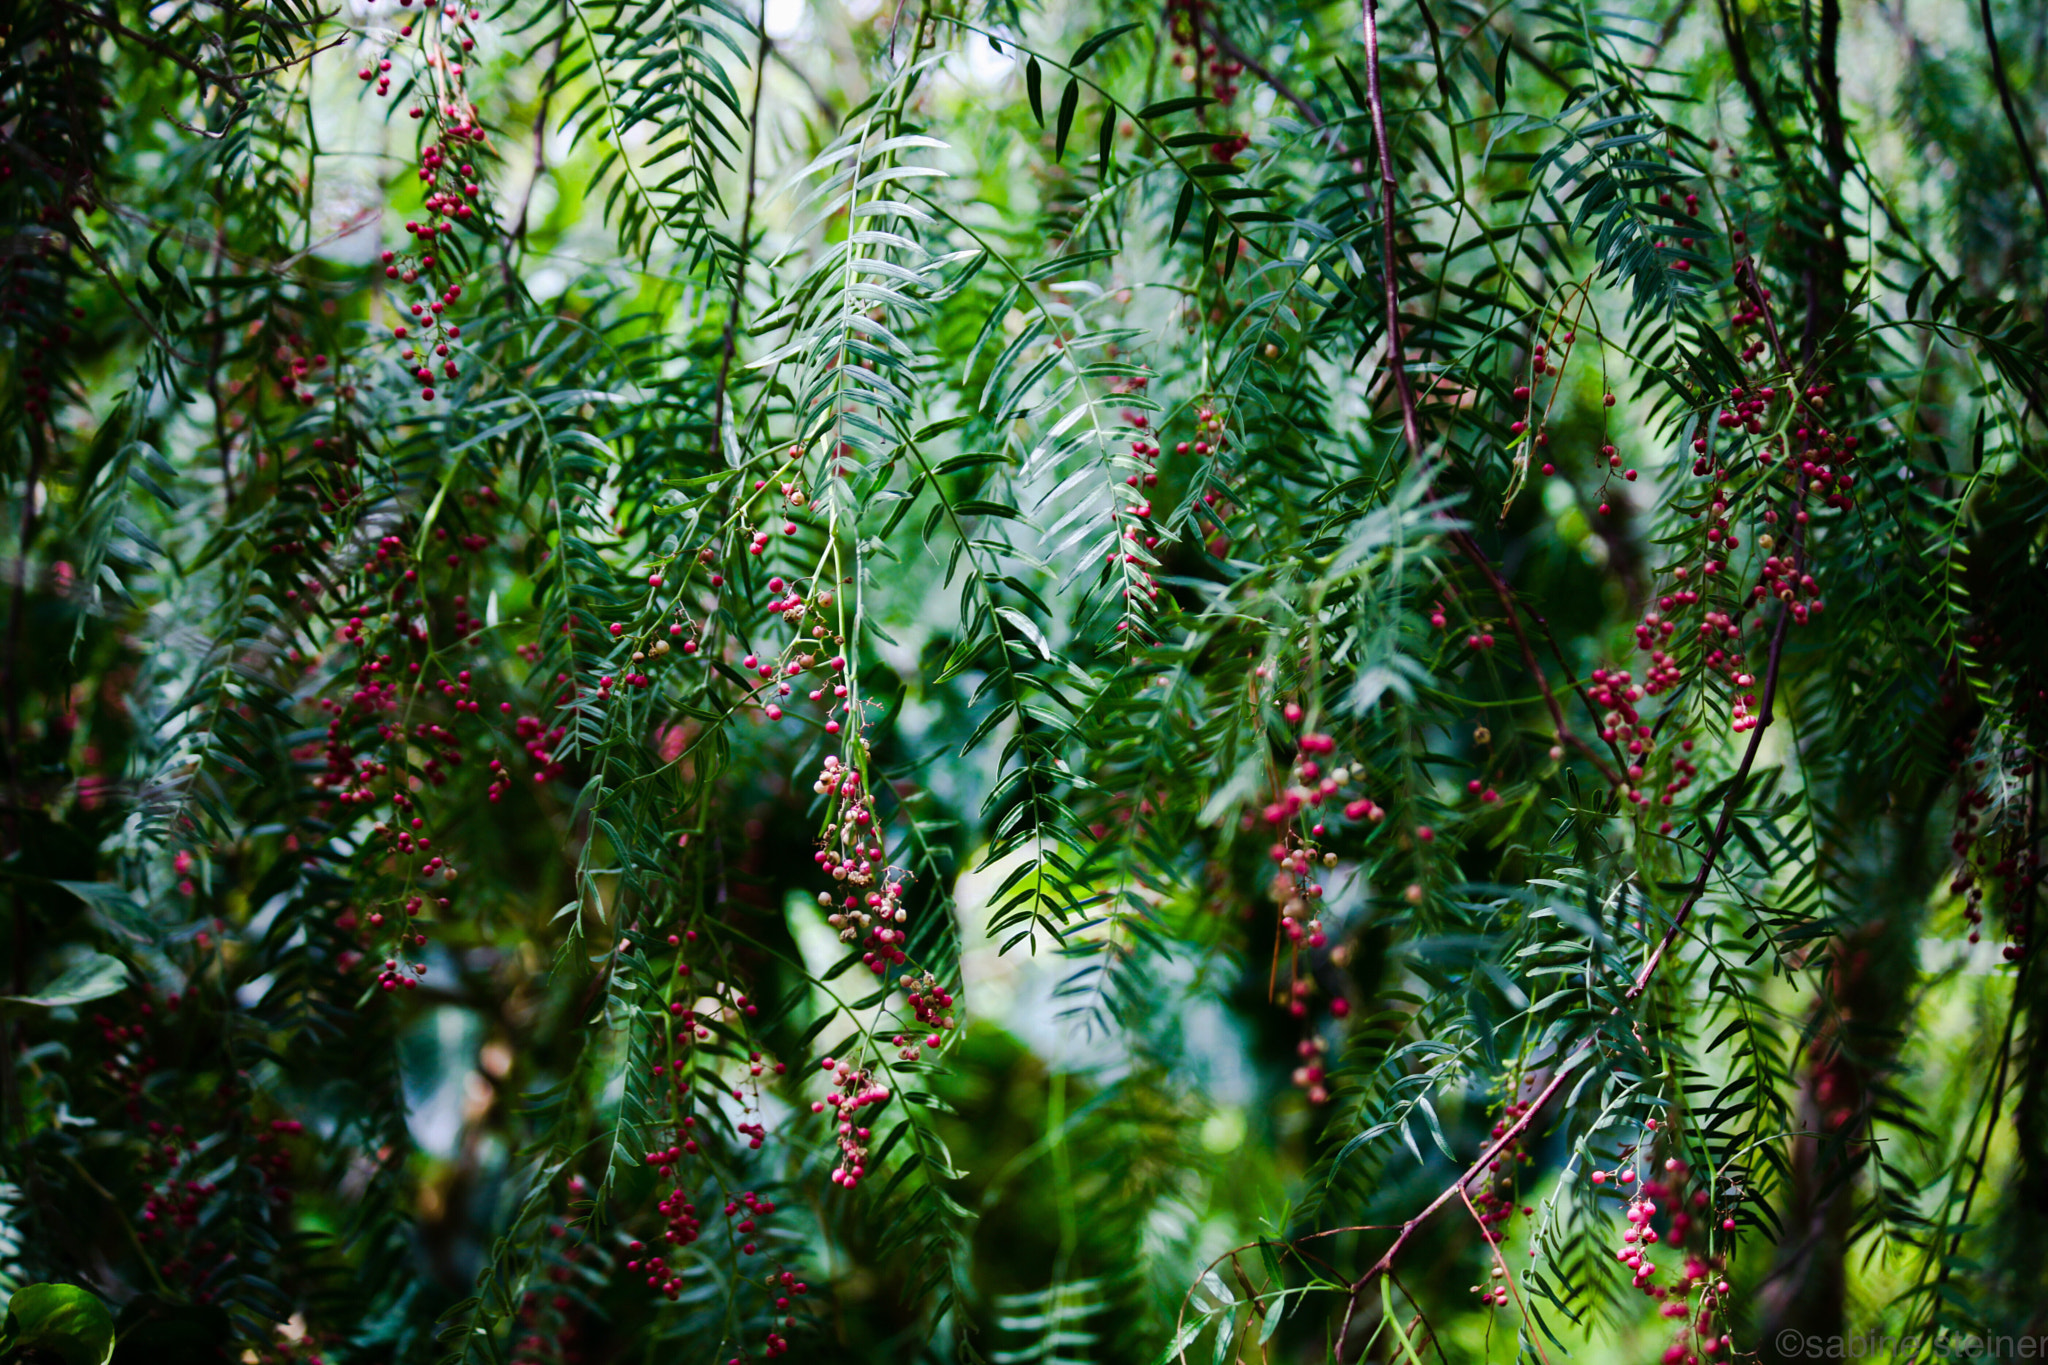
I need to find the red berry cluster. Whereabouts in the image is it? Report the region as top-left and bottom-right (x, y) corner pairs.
(1106, 394), (1165, 634)
(271, 335), (332, 408)
(1164, 0), (1248, 108)
(1946, 737), (2038, 960)
(810, 754), (913, 976)
(1469, 1099), (1535, 1279)
(891, 970), (956, 1060)
(93, 992), (180, 1116)
(370, 6), (489, 404)
(1241, 730), (1374, 1100)
(1587, 1125), (1733, 1364)
(812, 1056), (891, 1189)
(1509, 307), (1628, 477)
(1648, 188), (1706, 274)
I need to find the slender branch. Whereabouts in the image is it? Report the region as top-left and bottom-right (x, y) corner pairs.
(1803, 0), (1849, 367)
(1362, 0), (1620, 787)
(1454, 1184), (1553, 1365)
(1625, 551), (1797, 999)
(510, 42), (563, 251)
(1531, 609), (1635, 779)
(1376, 295), (1811, 1326)
(1195, 18), (1325, 132)
(74, 0), (244, 95)
(1336, 1044), (1592, 1357)
(1331, 7), (1610, 1350)
(1450, 530), (1622, 786)
(1976, 0), (2048, 226)
(1363, 0), (1423, 462)
(58, 1), (346, 97)
(1714, 0), (1789, 169)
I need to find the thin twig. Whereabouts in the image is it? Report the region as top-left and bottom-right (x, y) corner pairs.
(59, 1), (346, 96)
(1530, 610), (1635, 779)
(1363, 0), (1422, 462)
(1361, 0), (1620, 786)
(1713, 0), (1789, 170)
(1976, 0), (2048, 226)
(1451, 531), (1622, 786)
(1195, 18), (1326, 133)
(1454, 1184), (1553, 1365)
(1332, 2), (1808, 1341)
(1336, 1046), (1591, 1356)
(510, 42), (563, 250)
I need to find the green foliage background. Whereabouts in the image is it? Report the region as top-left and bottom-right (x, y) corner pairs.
(0, 0), (2045, 1359)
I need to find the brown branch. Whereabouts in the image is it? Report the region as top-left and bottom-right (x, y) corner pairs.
(1360, 0), (1621, 788)
(164, 109), (228, 140)
(1330, 6), (1811, 1335)
(1412, 0), (1457, 110)
(1454, 1184), (1553, 1365)
(57, 1), (346, 98)
(510, 42), (563, 250)
(1363, 0), (1423, 462)
(1195, 18), (1325, 132)
(1336, 1044), (1593, 1358)
(76, 0), (245, 95)
(1449, 529), (1623, 786)
(1977, 0), (2048, 227)
(1791, 0), (1851, 369)
(1333, 8), (1612, 1347)
(1713, 0), (1789, 170)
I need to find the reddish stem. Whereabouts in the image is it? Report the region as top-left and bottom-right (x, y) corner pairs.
(1362, 0), (1617, 786)
(1333, 1), (1810, 1346)
(1363, 0), (1422, 462)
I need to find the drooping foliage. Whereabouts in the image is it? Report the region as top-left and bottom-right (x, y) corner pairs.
(2, 0), (2045, 1360)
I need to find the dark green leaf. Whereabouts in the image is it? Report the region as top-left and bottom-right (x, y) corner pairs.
(1054, 78), (1081, 160)
(1070, 22), (1142, 66)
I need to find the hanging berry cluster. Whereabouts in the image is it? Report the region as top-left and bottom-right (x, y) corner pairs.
(1587, 1124), (1735, 1365)
(1468, 1094), (1535, 1287)
(1247, 729), (1375, 1103)
(1946, 731), (2038, 960)
(1114, 387), (1166, 621)
(814, 1056), (891, 1190)
(364, 0), (490, 405)
(1161, 0), (1251, 163)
